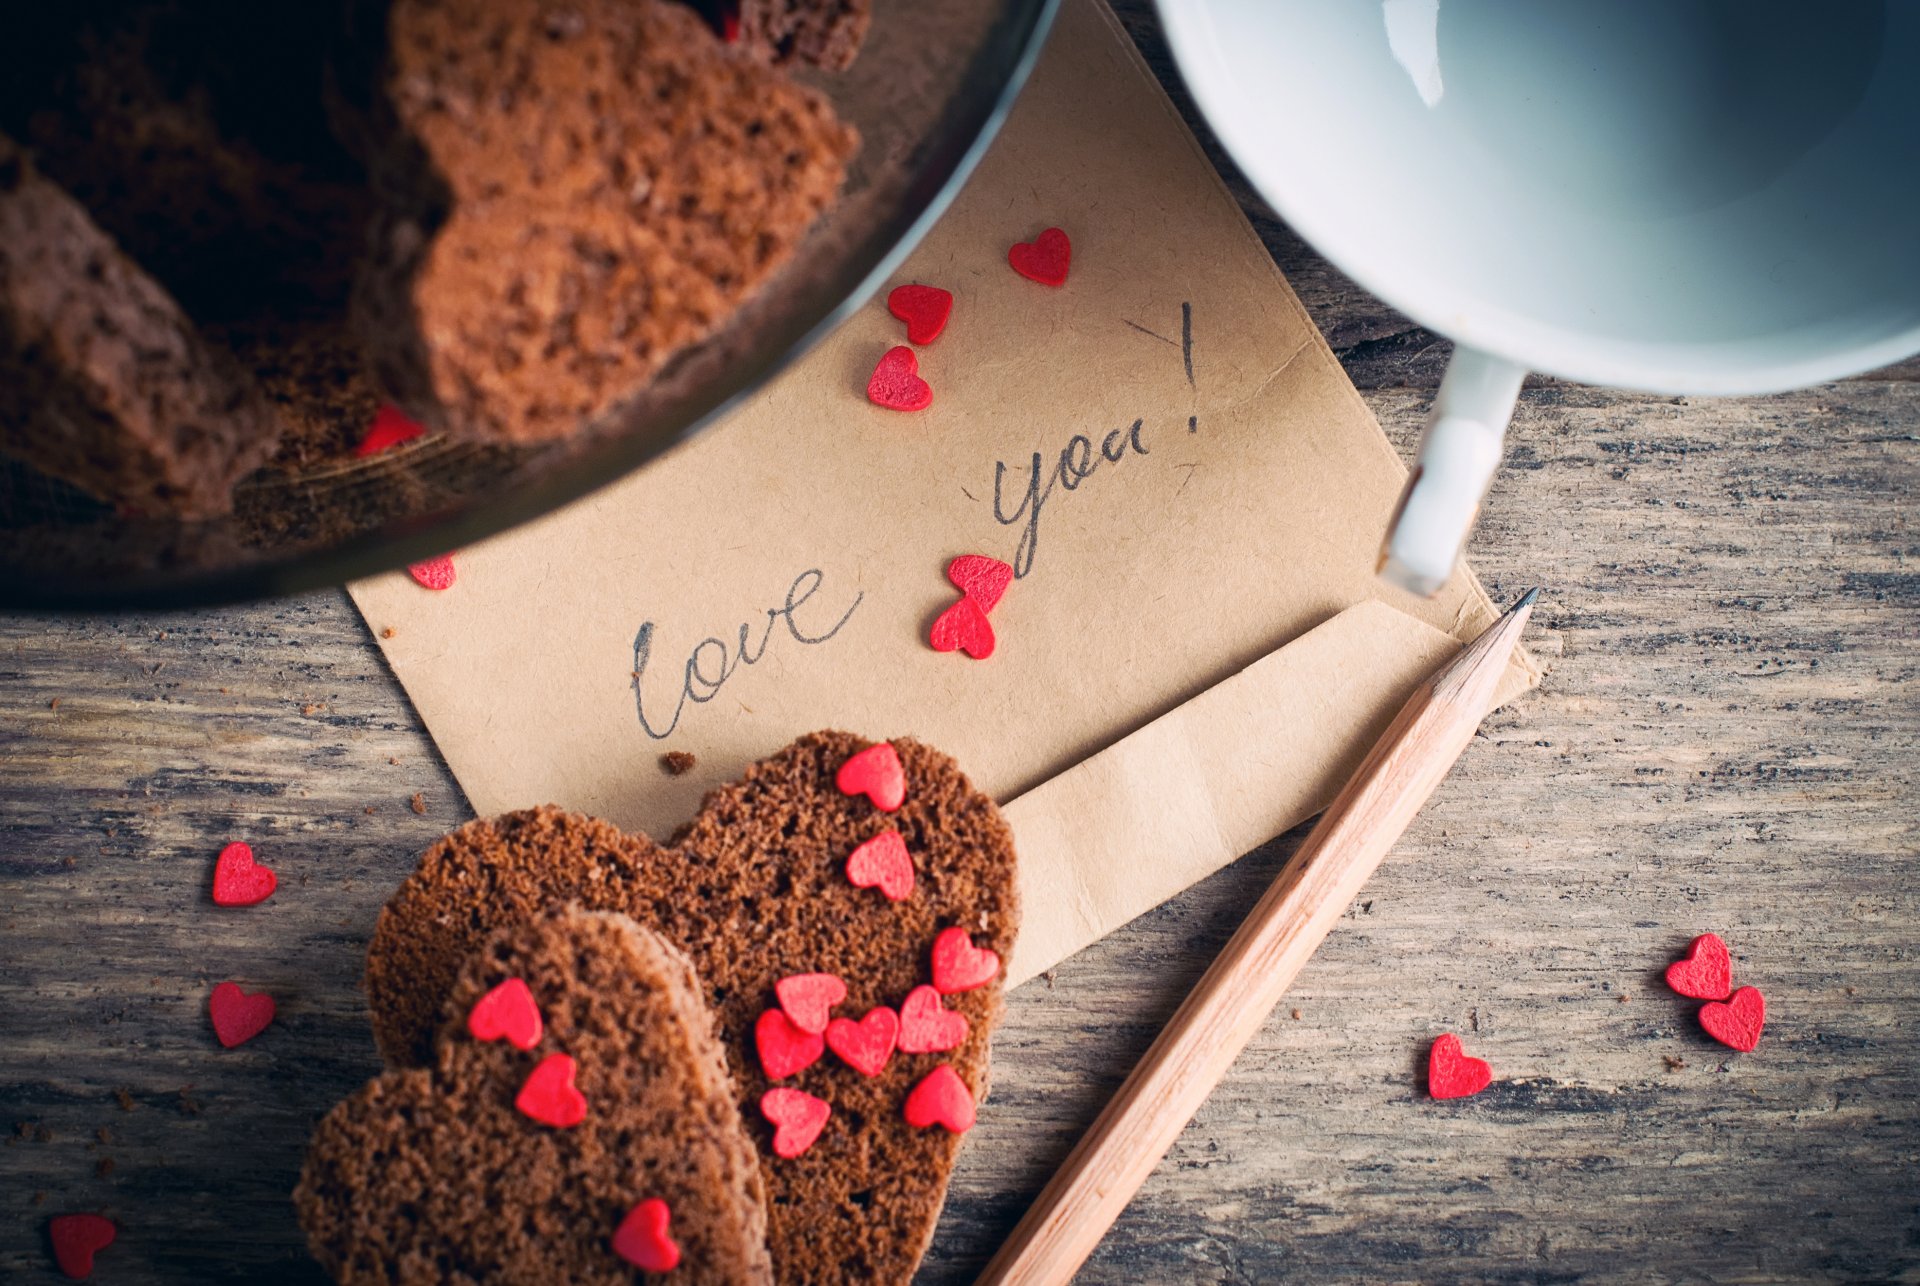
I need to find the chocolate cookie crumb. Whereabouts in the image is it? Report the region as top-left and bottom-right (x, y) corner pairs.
(409, 792), (426, 815)
(660, 750), (697, 776)
(113, 1089), (135, 1113)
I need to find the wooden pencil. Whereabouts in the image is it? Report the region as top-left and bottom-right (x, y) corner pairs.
(978, 589), (1541, 1286)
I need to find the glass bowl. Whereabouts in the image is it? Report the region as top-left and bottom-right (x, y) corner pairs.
(0, 0), (1058, 608)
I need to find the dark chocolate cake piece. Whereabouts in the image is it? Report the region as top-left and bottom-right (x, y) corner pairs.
(354, 0), (857, 442)
(735, 0), (873, 70)
(0, 136), (279, 518)
(0, 4), (380, 513)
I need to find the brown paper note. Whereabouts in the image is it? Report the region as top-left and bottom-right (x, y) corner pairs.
(351, 0), (1537, 982)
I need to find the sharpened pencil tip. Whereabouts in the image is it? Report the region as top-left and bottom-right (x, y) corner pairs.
(1511, 587), (1541, 613)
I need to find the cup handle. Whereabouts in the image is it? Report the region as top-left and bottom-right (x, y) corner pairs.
(1377, 346), (1526, 597)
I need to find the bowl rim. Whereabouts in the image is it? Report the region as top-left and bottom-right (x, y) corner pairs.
(2, 0), (1063, 611)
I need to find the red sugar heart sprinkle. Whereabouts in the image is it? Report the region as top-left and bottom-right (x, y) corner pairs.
(353, 404), (426, 457)
(211, 840), (276, 907)
(845, 830), (915, 902)
(903, 1064), (976, 1134)
(1426, 1033), (1493, 1100)
(836, 743), (906, 811)
(756, 1008), (827, 1080)
(946, 554), (1013, 613)
(866, 345), (933, 412)
(49, 1213), (116, 1280)
(1700, 985), (1766, 1052)
(929, 595), (996, 660)
(612, 1197), (681, 1273)
(407, 554), (457, 591)
(897, 985), (969, 1055)
(515, 1052), (588, 1128)
(1665, 932), (1733, 1001)
(1008, 226), (1071, 287)
(761, 1087), (831, 1158)
(930, 927), (1000, 995)
(887, 284), (954, 345)
(775, 972), (847, 1035)
(467, 977), (544, 1051)
(826, 1006), (900, 1077)
(209, 981), (275, 1048)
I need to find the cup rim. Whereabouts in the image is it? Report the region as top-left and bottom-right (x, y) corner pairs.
(1158, 0), (1920, 394)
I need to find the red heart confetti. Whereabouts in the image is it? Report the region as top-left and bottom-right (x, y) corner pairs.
(1426, 1033), (1493, 1100)
(211, 840), (276, 907)
(515, 1052), (588, 1127)
(353, 404), (426, 457)
(49, 1213), (116, 1280)
(836, 742), (906, 811)
(898, 985), (969, 1055)
(1699, 985), (1766, 1052)
(903, 1064), (976, 1134)
(775, 972), (847, 1035)
(467, 977), (544, 1051)
(209, 981), (276, 1048)
(826, 1006), (899, 1077)
(845, 830), (915, 902)
(761, 1087), (831, 1158)
(756, 1008), (827, 1080)
(946, 554), (1013, 613)
(866, 345), (932, 412)
(887, 284), (954, 345)
(1664, 932), (1733, 1001)
(612, 1197), (681, 1273)
(930, 927), (1000, 995)
(408, 554), (457, 591)
(1008, 226), (1071, 287)
(929, 595), (996, 660)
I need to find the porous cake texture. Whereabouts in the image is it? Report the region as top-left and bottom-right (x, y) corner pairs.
(366, 732), (1020, 1283)
(297, 907), (774, 1284)
(357, 0), (858, 441)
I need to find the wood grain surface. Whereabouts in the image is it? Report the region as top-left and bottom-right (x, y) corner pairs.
(4, 6), (1917, 1282)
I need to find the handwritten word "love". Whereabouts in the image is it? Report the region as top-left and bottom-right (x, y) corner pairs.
(631, 568), (862, 740)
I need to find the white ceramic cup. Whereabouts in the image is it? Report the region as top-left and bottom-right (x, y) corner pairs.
(1158, 0), (1920, 595)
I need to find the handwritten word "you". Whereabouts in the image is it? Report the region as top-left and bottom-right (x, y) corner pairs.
(993, 418), (1149, 578)
(630, 568), (861, 740)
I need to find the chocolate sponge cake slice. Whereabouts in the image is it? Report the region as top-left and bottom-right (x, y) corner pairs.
(0, 136), (279, 517)
(737, 0), (873, 71)
(297, 908), (773, 1284)
(365, 732), (1020, 1283)
(356, 0), (858, 443)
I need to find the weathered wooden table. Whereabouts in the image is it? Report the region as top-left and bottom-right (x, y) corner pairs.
(4, 8), (1917, 1282)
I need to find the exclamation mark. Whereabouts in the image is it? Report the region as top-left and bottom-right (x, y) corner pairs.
(1182, 301), (1197, 432)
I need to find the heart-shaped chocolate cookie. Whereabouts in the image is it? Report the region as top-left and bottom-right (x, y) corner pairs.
(297, 908), (771, 1283)
(364, 732), (1020, 1283)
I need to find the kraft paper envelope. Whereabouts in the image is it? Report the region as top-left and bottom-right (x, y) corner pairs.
(351, 0), (1537, 984)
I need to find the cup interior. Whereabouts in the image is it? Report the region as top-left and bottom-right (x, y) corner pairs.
(1164, 0), (1920, 391)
